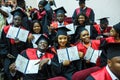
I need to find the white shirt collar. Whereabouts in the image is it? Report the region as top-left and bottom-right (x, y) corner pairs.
(58, 22), (64, 27)
(106, 65), (119, 80)
(37, 50), (45, 58)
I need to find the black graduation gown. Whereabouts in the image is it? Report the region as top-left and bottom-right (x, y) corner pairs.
(20, 49), (54, 80)
(50, 54), (82, 80)
(0, 25), (32, 80)
(72, 7), (95, 24)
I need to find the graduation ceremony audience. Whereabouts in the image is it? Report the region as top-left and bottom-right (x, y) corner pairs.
(0, 0), (120, 80)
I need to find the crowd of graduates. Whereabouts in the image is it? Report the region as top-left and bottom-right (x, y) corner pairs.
(0, 0), (120, 80)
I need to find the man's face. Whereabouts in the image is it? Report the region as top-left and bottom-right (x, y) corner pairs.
(108, 56), (120, 77)
(38, 39), (48, 51)
(13, 15), (22, 27)
(57, 13), (65, 23)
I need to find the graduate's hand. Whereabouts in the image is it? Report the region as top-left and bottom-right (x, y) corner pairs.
(9, 63), (16, 73)
(36, 58), (50, 70)
(28, 33), (34, 43)
(78, 51), (84, 58)
(7, 53), (15, 59)
(63, 60), (71, 66)
(86, 60), (90, 63)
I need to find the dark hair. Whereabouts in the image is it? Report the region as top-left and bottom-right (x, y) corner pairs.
(30, 20), (43, 34)
(74, 13), (89, 25)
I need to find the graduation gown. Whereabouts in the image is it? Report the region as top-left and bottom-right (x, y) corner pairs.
(0, 25), (32, 80)
(72, 7), (95, 24)
(86, 67), (112, 80)
(20, 48), (54, 80)
(76, 40), (101, 68)
(94, 24), (112, 38)
(50, 47), (82, 80)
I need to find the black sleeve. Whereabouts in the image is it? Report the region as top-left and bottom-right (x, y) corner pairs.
(90, 25), (98, 39)
(89, 9), (95, 24)
(86, 75), (95, 80)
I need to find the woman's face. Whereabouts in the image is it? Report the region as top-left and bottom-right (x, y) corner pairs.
(78, 15), (85, 24)
(58, 35), (68, 47)
(80, 30), (90, 43)
(33, 22), (41, 34)
(110, 28), (117, 37)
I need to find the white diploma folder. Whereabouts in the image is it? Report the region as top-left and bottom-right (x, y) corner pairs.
(6, 26), (29, 42)
(15, 54), (40, 74)
(32, 34), (41, 48)
(57, 46), (80, 63)
(66, 23), (76, 35)
(84, 47), (102, 63)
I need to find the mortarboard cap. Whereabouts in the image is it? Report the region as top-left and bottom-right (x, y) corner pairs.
(106, 43), (120, 60)
(56, 26), (70, 36)
(11, 8), (26, 18)
(98, 17), (109, 24)
(35, 34), (50, 45)
(113, 22), (120, 34)
(54, 7), (67, 14)
(79, 0), (86, 4)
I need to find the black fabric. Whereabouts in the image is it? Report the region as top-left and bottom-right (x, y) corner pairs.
(54, 7), (66, 14)
(86, 75), (95, 80)
(113, 22), (120, 34)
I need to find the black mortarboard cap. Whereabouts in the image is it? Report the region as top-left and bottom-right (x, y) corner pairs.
(79, 0), (86, 4)
(56, 26), (70, 36)
(11, 8), (26, 18)
(99, 17), (109, 24)
(106, 43), (120, 59)
(54, 7), (67, 14)
(113, 22), (120, 34)
(35, 34), (50, 45)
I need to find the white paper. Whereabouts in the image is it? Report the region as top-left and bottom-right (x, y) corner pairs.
(57, 46), (80, 63)
(25, 60), (40, 74)
(6, 26), (19, 39)
(90, 50), (102, 63)
(84, 47), (94, 60)
(32, 34), (41, 43)
(67, 46), (80, 61)
(15, 54), (40, 74)
(17, 29), (29, 42)
(85, 25), (91, 35)
(66, 23), (76, 35)
(57, 49), (68, 63)
(15, 54), (29, 74)
(6, 26), (29, 42)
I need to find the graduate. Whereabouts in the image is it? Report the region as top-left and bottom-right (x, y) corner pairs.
(75, 27), (101, 68)
(100, 22), (120, 67)
(27, 20), (43, 48)
(0, 8), (32, 80)
(86, 43), (120, 80)
(9, 34), (55, 80)
(72, 0), (95, 24)
(74, 13), (98, 41)
(94, 17), (112, 39)
(50, 27), (82, 80)
(50, 6), (69, 29)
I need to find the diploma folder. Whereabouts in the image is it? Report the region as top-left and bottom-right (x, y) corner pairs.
(84, 47), (102, 63)
(57, 46), (80, 63)
(15, 54), (39, 74)
(6, 26), (29, 42)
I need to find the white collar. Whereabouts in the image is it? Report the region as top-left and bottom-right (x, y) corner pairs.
(106, 65), (119, 80)
(37, 50), (45, 58)
(58, 22), (64, 27)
